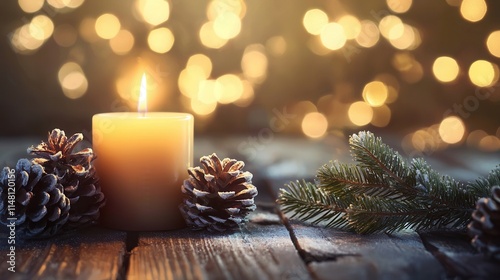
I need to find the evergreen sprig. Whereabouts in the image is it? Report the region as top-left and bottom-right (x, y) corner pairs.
(277, 131), (499, 234)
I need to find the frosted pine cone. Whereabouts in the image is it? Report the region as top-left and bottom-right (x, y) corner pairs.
(180, 153), (258, 232)
(468, 186), (500, 261)
(0, 159), (70, 238)
(28, 129), (105, 228)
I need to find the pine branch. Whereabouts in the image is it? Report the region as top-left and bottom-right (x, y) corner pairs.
(317, 162), (413, 203)
(277, 131), (499, 234)
(277, 180), (351, 229)
(349, 132), (414, 190)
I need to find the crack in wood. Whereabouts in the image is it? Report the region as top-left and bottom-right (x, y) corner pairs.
(117, 232), (139, 280)
(417, 231), (464, 278)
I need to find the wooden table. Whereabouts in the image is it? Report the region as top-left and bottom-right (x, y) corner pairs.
(1, 136), (499, 279)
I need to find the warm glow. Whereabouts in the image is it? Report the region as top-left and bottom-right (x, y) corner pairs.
(302, 112), (328, 138)
(371, 105), (391, 127)
(241, 45), (268, 83)
(389, 24), (419, 50)
(213, 12), (241, 39)
(80, 18), (99, 43)
(266, 36), (287, 56)
(199, 21), (228, 49)
(30, 15), (54, 41)
(468, 60), (498, 87)
(362, 81), (388, 107)
(460, 0), (487, 23)
(110, 29), (135, 55)
(64, 0), (85, 9)
(10, 24), (44, 53)
(486, 31), (500, 58)
(338, 15), (361, 39)
(215, 74), (244, 104)
(439, 116), (465, 144)
(320, 22), (346, 50)
(95, 14), (121, 39)
(47, 0), (65, 9)
(137, 0), (170, 26)
(379, 15), (404, 40)
(348, 101), (374, 126)
(139, 74), (147, 114)
(54, 24), (77, 47)
(387, 0), (412, 13)
(191, 98), (217, 116)
(148, 27), (174, 54)
(58, 62), (87, 99)
(303, 9), (329, 35)
(207, 0), (246, 20)
(478, 136), (500, 152)
(18, 0), (44, 13)
(467, 130), (488, 147)
(178, 66), (206, 98)
(234, 80), (255, 107)
(197, 80), (218, 105)
(432, 56), (460, 83)
(356, 20), (380, 48)
(187, 54), (213, 79)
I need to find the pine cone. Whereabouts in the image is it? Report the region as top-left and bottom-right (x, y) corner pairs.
(468, 186), (500, 261)
(27, 129), (105, 228)
(0, 159), (70, 238)
(180, 153), (258, 232)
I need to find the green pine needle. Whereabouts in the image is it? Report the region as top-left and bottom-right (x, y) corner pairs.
(277, 131), (499, 234)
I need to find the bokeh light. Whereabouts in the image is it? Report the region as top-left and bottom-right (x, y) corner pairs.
(486, 31), (500, 58)
(379, 15), (404, 40)
(110, 29), (135, 55)
(371, 105), (392, 127)
(148, 27), (174, 54)
(337, 15), (361, 40)
(432, 56), (460, 83)
(215, 74), (244, 104)
(468, 60), (498, 87)
(389, 24), (420, 50)
(199, 21), (228, 49)
(302, 112), (328, 139)
(30, 15), (54, 41)
(58, 62), (88, 99)
(136, 0), (170, 26)
(362, 81), (388, 107)
(387, 0), (413, 13)
(303, 9), (329, 35)
(460, 0), (487, 23)
(355, 20), (380, 48)
(348, 101), (373, 126)
(241, 45), (268, 83)
(18, 0), (44, 13)
(266, 36), (287, 56)
(207, 0), (246, 20)
(213, 12), (241, 39)
(95, 13), (121, 39)
(10, 24), (44, 53)
(320, 22), (346, 50)
(79, 18), (99, 43)
(187, 54), (213, 79)
(439, 116), (465, 144)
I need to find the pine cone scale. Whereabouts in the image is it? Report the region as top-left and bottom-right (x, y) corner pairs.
(180, 153), (258, 232)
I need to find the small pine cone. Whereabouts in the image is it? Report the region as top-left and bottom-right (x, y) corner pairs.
(468, 186), (500, 261)
(180, 153), (258, 232)
(0, 159), (70, 238)
(27, 129), (105, 228)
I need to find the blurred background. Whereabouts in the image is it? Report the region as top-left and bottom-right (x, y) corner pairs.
(0, 0), (499, 157)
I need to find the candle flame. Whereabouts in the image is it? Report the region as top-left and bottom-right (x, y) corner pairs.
(138, 73), (147, 116)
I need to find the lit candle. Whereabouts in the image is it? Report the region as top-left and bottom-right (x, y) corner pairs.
(92, 74), (193, 231)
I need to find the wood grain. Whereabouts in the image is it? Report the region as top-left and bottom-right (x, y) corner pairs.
(287, 224), (446, 280)
(0, 227), (126, 280)
(127, 210), (311, 280)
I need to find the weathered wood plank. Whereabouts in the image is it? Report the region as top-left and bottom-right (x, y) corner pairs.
(128, 210), (311, 280)
(419, 231), (500, 279)
(287, 224), (446, 280)
(0, 227), (127, 280)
